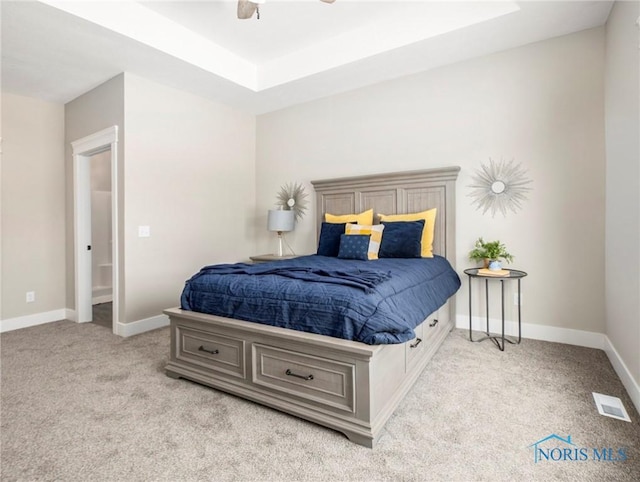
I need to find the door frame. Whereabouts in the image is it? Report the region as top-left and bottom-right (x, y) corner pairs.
(71, 126), (119, 333)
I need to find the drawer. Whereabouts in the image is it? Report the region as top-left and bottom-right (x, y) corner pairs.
(405, 310), (442, 370)
(422, 310), (443, 342)
(437, 303), (450, 327)
(176, 324), (246, 379)
(405, 320), (425, 369)
(252, 344), (355, 413)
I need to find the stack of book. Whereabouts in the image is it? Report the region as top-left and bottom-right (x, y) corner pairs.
(478, 268), (510, 277)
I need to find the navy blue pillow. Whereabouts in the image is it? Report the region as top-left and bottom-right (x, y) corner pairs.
(317, 222), (348, 257)
(378, 220), (425, 258)
(337, 234), (370, 261)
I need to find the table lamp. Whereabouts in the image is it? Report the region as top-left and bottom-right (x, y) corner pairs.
(267, 209), (295, 257)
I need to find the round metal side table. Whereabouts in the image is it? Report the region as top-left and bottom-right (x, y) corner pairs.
(464, 268), (527, 351)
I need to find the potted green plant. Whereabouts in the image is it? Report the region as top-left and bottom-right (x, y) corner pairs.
(469, 237), (514, 270)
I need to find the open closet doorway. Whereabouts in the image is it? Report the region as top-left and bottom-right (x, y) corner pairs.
(90, 150), (113, 329)
(72, 126), (119, 334)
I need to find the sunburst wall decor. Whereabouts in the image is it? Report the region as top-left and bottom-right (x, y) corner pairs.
(276, 182), (309, 222)
(468, 158), (533, 217)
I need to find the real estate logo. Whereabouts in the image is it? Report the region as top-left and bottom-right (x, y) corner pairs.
(528, 434), (628, 463)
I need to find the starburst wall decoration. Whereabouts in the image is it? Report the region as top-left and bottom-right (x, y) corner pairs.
(276, 182), (309, 222)
(468, 158), (533, 217)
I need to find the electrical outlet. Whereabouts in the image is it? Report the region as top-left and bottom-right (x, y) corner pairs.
(513, 293), (522, 306)
(26, 291), (35, 303)
(138, 225), (150, 238)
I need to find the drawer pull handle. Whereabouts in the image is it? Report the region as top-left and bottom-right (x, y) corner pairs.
(410, 338), (422, 349)
(429, 319), (439, 328)
(198, 345), (219, 355)
(285, 369), (314, 381)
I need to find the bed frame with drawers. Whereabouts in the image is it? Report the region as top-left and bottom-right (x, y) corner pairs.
(164, 166), (460, 448)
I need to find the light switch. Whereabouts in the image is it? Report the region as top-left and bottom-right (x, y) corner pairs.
(138, 225), (150, 237)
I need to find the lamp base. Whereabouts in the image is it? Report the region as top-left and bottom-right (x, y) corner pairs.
(271, 232), (296, 258)
(276, 232), (284, 257)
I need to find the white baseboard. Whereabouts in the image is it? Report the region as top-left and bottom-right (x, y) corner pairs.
(456, 315), (606, 349)
(0, 309), (69, 333)
(116, 313), (169, 337)
(456, 315), (639, 415)
(92, 294), (113, 305)
(603, 337), (640, 418)
(1, 309), (168, 338)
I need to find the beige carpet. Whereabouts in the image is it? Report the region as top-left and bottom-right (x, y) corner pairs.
(1, 320), (638, 481)
(90, 302), (112, 330)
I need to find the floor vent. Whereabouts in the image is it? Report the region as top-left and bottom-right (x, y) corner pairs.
(592, 392), (631, 422)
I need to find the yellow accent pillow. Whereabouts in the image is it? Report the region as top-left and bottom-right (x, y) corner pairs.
(378, 208), (437, 258)
(325, 209), (373, 226)
(345, 223), (385, 260)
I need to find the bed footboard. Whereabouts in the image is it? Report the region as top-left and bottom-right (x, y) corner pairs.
(164, 301), (452, 448)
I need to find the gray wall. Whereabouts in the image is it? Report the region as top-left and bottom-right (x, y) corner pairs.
(65, 74), (125, 322)
(604, 1), (640, 389)
(64, 72), (257, 326)
(256, 27), (607, 335)
(121, 73), (256, 323)
(2, 70), (257, 328)
(1, 93), (66, 319)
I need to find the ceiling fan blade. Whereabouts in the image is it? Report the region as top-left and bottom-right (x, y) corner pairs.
(320, 0), (337, 3)
(238, 0), (258, 19)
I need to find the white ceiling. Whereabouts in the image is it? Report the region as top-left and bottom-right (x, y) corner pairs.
(1, 1), (614, 114)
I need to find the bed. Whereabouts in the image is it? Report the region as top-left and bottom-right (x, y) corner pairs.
(164, 166), (460, 448)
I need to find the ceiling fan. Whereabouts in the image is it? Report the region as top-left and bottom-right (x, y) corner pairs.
(238, 0), (336, 20)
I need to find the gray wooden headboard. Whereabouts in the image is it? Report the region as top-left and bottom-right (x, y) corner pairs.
(310, 166), (460, 267)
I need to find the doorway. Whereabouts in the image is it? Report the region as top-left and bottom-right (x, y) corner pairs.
(71, 126), (119, 334)
(90, 149), (113, 329)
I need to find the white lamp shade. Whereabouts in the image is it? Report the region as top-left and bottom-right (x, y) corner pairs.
(267, 209), (295, 232)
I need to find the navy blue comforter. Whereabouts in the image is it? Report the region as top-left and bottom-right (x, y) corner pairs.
(181, 255), (460, 345)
